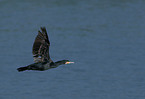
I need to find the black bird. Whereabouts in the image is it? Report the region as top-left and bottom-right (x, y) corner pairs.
(17, 27), (74, 72)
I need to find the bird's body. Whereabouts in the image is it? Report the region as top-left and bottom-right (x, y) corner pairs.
(17, 27), (74, 72)
(18, 62), (52, 71)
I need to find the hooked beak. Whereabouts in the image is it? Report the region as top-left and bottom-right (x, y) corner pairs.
(65, 62), (74, 64)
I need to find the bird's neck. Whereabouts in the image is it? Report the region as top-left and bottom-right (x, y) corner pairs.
(54, 60), (65, 66)
(49, 61), (63, 68)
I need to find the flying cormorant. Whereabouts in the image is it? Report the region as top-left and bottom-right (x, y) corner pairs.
(17, 27), (74, 72)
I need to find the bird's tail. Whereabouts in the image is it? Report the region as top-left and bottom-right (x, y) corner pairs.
(17, 66), (28, 72)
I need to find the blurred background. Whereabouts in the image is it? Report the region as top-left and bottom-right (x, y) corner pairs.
(0, 0), (145, 99)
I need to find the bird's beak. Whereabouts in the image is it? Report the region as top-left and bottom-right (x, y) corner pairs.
(65, 62), (74, 64)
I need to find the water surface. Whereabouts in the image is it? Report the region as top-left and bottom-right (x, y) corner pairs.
(0, 0), (145, 99)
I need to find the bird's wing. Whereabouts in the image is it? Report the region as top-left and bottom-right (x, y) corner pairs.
(32, 27), (52, 63)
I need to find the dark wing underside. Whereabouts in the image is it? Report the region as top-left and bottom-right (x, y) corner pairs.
(32, 27), (52, 63)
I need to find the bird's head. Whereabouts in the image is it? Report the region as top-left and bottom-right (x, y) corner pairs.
(55, 60), (74, 66)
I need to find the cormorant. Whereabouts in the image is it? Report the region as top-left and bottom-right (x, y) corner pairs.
(17, 27), (74, 72)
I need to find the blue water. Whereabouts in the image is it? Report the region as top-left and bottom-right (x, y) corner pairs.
(0, 0), (145, 99)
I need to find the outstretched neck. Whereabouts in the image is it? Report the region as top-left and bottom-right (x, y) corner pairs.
(51, 60), (69, 68)
(54, 60), (65, 66)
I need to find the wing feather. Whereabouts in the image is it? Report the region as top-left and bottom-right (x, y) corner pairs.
(32, 27), (52, 63)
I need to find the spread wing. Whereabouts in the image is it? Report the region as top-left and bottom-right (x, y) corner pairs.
(32, 27), (52, 63)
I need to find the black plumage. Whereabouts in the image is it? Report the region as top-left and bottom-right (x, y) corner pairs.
(17, 27), (74, 72)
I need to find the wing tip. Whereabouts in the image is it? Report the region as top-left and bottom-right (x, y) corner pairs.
(40, 27), (46, 32)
